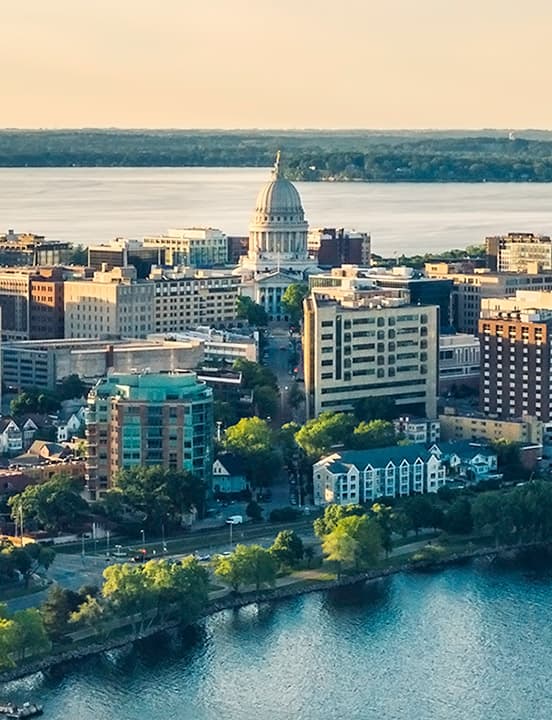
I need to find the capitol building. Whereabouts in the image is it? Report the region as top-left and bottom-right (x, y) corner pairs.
(236, 152), (319, 320)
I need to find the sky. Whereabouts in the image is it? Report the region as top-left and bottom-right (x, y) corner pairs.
(2, 0), (552, 129)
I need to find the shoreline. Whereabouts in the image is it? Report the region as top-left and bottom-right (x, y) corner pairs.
(0, 539), (547, 685)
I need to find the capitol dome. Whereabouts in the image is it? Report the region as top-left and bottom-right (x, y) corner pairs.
(254, 154), (304, 219)
(248, 151), (308, 262)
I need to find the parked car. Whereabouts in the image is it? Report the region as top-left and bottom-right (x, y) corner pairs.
(226, 515), (243, 525)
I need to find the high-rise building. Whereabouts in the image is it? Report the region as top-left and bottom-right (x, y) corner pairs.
(85, 371), (213, 500)
(426, 262), (552, 335)
(303, 290), (439, 419)
(486, 233), (552, 272)
(64, 265), (155, 339)
(149, 266), (240, 332)
(308, 228), (371, 268)
(143, 228), (228, 267)
(479, 291), (552, 421)
(0, 267), (65, 340)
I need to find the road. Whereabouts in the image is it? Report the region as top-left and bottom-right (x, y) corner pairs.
(6, 517), (318, 612)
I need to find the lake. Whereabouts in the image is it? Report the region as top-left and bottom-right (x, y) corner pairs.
(1, 168), (552, 256)
(2, 557), (552, 720)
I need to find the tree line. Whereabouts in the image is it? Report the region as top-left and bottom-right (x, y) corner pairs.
(3, 131), (552, 182)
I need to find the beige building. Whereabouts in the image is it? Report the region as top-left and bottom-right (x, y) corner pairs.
(303, 290), (439, 419)
(440, 408), (543, 445)
(143, 227), (228, 267)
(64, 265), (155, 339)
(426, 262), (552, 335)
(486, 232), (552, 273)
(150, 266), (239, 332)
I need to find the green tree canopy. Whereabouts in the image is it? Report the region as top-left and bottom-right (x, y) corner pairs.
(313, 503), (365, 538)
(295, 412), (355, 460)
(213, 544), (277, 592)
(281, 283), (309, 323)
(353, 396), (397, 423)
(351, 420), (396, 450)
(322, 515), (382, 575)
(270, 529), (304, 568)
(236, 296), (268, 326)
(8, 474), (87, 533)
(224, 417), (282, 487)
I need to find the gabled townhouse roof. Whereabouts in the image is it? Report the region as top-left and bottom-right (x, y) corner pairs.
(214, 452), (247, 476)
(0, 417), (20, 433)
(316, 443), (435, 474)
(432, 441), (496, 460)
(28, 440), (71, 460)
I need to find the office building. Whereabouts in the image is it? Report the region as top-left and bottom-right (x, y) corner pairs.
(439, 408), (543, 445)
(426, 262), (552, 335)
(149, 266), (239, 332)
(64, 265), (155, 339)
(303, 290), (439, 419)
(85, 371), (213, 500)
(0, 267), (65, 340)
(308, 228), (371, 268)
(439, 334), (480, 392)
(479, 290), (552, 421)
(311, 265), (453, 330)
(2, 336), (204, 390)
(88, 238), (165, 278)
(486, 233), (552, 272)
(143, 227), (228, 267)
(156, 327), (258, 364)
(0, 230), (72, 267)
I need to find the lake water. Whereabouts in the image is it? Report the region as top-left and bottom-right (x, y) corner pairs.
(1, 168), (552, 256)
(3, 558), (552, 720)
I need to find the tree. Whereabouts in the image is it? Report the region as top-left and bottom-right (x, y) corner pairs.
(351, 420), (396, 450)
(102, 563), (155, 636)
(40, 585), (82, 640)
(472, 491), (514, 545)
(314, 503), (365, 538)
(69, 595), (106, 637)
(0, 613), (16, 669)
(401, 495), (440, 536)
(270, 530), (304, 568)
(10, 388), (60, 416)
(281, 283), (309, 324)
(58, 374), (87, 400)
(295, 412), (355, 461)
(253, 385), (279, 418)
(213, 544), (277, 592)
(322, 515), (382, 576)
(111, 466), (206, 529)
(370, 503), (394, 558)
(287, 382), (305, 410)
(8, 474), (88, 533)
(444, 498), (473, 535)
(69, 244), (88, 265)
(236, 296), (268, 326)
(224, 417), (282, 488)
(246, 500), (263, 522)
(353, 396), (397, 423)
(11, 608), (50, 662)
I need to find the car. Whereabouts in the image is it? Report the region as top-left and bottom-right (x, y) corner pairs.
(226, 515), (243, 525)
(197, 554), (211, 562)
(221, 551), (232, 557)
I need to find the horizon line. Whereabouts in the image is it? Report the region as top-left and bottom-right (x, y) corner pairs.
(1, 127), (551, 133)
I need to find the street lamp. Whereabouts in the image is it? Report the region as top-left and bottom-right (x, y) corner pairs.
(216, 420), (222, 443)
(281, 386), (289, 418)
(140, 529), (145, 548)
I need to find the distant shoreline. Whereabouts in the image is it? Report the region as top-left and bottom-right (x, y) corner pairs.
(3, 131), (552, 182)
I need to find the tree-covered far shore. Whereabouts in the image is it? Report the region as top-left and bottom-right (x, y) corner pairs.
(3, 130), (552, 182)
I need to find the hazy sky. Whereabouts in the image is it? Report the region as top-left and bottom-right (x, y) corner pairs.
(3, 0), (552, 129)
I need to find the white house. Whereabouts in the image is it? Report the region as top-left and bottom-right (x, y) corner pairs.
(429, 441), (500, 483)
(313, 444), (447, 507)
(57, 408), (86, 442)
(0, 418), (23, 455)
(212, 453), (248, 495)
